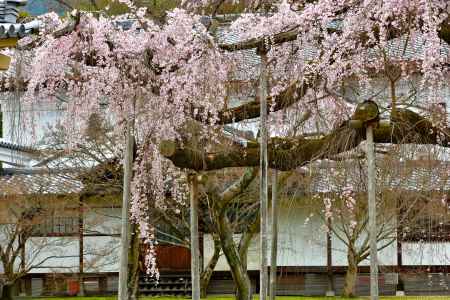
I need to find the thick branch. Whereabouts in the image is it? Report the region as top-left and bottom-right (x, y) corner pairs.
(161, 108), (449, 171)
(219, 27), (299, 51)
(211, 79), (312, 124)
(220, 167), (257, 205)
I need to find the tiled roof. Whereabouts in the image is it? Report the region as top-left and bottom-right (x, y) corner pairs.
(216, 25), (260, 81)
(0, 0), (40, 38)
(0, 139), (37, 153)
(217, 20), (450, 83)
(0, 0), (26, 23)
(0, 168), (84, 195)
(302, 160), (450, 194)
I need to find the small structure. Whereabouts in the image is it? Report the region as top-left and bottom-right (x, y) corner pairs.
(0, 0), (39, 70)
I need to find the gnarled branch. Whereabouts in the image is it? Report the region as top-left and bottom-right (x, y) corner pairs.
(161, 108), (449, 171)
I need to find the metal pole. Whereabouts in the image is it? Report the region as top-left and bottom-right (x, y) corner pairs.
(366, 124), (379, 300)
(119, 122), (134, 300)
(190, 175), (200, 300)
(259, 50), (269, 300)
(269, 170), (278, 300)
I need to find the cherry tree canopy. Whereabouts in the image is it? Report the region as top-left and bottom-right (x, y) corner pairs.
(8, 0), (450, 274)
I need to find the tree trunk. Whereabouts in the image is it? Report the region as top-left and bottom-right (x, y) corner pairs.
(342, 249), (358, 298)
(216, 212), (252, 300)
(1, 284), (13, 300)
(238, 220), (259, 273)
(200, 233), (221, 298)
(128, 223), (140, 300)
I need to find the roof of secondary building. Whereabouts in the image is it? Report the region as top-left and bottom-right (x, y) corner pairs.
(0, 168), (83, 195)
(0, 139), (37, 153)
(300, 160), (450, 194)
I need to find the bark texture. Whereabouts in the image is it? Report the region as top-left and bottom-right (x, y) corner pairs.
(342, 248), (358, 298)
(161, 108), (449, 171)
(200, 233), (221, 298)
(203, 168), (258, 300)
(216, 210), (252, 300)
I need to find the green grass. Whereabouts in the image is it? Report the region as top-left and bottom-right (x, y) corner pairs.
(26, 296), (450, 300)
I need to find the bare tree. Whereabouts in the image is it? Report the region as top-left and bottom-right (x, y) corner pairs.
(301, 146), (450, 297)
(0, 193), (79, 300)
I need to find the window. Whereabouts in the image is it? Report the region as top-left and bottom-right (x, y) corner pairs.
(32, 215), (79, 237)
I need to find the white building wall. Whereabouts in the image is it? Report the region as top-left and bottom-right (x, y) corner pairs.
(83, 207), (121, 273)
(84, 236), (121, 273)
(0, 207), (122, 275)
(27, 237), (79, 274)
(203, 203), (449, 271)
(403, 242), (450, 266)
(1, 94), (64, 146)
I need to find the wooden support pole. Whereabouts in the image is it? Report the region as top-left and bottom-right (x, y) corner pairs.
(259, 50), (269, 300)
(269, 170), (278, 300)
(326, 218), (334, 296)
(190, 174), (200, 300)
(119, 122), (134, 300)
(366, 124), (379, 300)
(78, 196), (85, 296)
(396, 220), (404, 296)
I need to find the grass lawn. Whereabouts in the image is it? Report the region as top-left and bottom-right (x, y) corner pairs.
(26, 296), (450, 300)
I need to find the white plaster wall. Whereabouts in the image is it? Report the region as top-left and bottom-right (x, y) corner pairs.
(0, 207), (122, 275)
(83, 207), (121, 273)
(330, 232), (397, 267)
(203, 203), (328, 271)
(0, 226), (78, 274)
(84, 236), (120, 273)
(402, 242), (450, 265)
(84, 208), (121, 236)
(275, 203), (327, 266)
(203, 203), (448, 271)
(1, 94), (64, 146)
(27, 236), (79, 274)
(25, 235), (121, 274)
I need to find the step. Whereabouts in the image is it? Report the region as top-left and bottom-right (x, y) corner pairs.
(140, 281), (190, 285)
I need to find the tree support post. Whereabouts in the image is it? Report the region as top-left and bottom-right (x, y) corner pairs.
(258, 48), (269, 300)
(119, 121), (135, 300)
(190, 174), (200, 300)
(325, 218), (335, 296)
(269, 170), (278, 300)
(78, 196), (85, 297)
(366, 123), (379, 300)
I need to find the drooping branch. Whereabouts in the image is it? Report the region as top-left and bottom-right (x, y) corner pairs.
(161, 107), (450, 171)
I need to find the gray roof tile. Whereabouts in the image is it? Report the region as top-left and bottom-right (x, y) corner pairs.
(0, 0), (40, 38)
(0, 169), (83, 195)
(303, 160), (450, 194)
